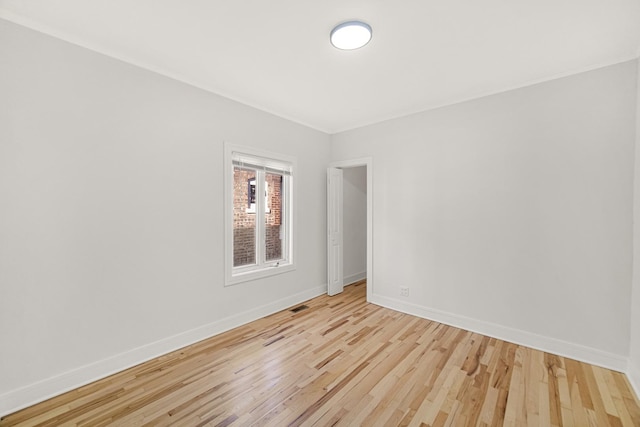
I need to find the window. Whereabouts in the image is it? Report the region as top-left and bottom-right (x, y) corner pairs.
(224, 143), (295, 285)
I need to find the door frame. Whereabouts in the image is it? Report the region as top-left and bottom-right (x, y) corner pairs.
(328, 157), (373, 301)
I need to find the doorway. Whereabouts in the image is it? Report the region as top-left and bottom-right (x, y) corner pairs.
(327, 158), (373, 301)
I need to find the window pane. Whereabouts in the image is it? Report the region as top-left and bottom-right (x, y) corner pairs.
(233, 167), (256, 267)
(265, 172), (283, 262)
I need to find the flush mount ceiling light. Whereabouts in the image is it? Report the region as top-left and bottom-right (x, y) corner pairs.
(330, 21), (372, 50)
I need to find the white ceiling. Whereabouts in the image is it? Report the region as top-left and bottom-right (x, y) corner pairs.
(1, 1), (639, 133)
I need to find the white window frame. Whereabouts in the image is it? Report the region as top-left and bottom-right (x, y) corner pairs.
(224, 142), (296, 286)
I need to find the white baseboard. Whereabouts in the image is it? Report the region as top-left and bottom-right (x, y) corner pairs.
(369, 294), (628, 373)
(0, 285), (327, 418)
(628, 361), (640, 401)
(344, 271), (366, 286)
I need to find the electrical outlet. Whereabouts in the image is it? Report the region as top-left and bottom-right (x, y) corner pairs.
(400, 286), (409, 297)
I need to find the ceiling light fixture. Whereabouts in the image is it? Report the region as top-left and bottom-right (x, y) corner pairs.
(330, 21), (372, 50)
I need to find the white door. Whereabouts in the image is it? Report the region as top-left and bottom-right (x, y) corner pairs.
(327, 167), (344, 296)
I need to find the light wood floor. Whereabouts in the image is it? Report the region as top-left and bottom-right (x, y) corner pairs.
(2, 281), (639, 426)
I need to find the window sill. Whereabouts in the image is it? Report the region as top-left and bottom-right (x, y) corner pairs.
(225, 263), (295, 286)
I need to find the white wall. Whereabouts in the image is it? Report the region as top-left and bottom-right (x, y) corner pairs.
(342, 166), (367, 284)
(0, 19), (330, 414)
(332, 60), (637, 370)
(630, 57), (640, 397)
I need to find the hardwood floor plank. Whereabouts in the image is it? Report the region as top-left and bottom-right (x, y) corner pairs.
(2, 282), (639, 426)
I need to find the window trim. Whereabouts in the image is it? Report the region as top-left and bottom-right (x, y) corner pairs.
(224, 142), (296, 286)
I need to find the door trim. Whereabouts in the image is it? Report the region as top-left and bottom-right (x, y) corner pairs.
(328, 157), (373, 302)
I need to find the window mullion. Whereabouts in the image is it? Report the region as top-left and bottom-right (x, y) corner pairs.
(256, 170), (265, 268)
